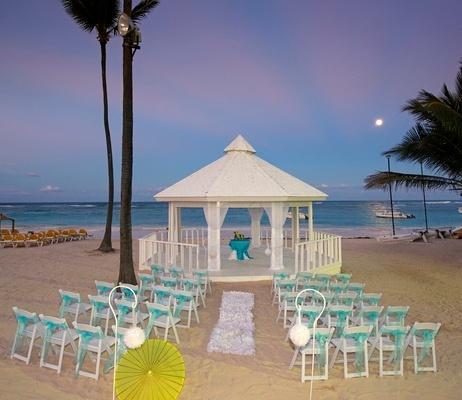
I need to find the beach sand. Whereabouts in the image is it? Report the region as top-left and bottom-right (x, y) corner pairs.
(0, 238), (460, 399)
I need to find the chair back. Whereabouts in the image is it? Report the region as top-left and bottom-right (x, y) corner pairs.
(335, 291), (357, 306)
(160, 277), (178, 289)
(115, 299), (138, 326)
(144, 302), (172, 337)
(170, 289), (194, 317)
(95, 280), (114, 296)
(58, 289), (81, 318)
(152, 285), (172, 306)
(88, 295), (110, 325)
(299, 305), (323, 328)
(361, 293), (382, 306)
(169, 267), (185, 278)
(383, 306), (409, 326)
(347, 283), (365, 296)
(13, 307), (40, 335)
(329, 282), (346, 294)
(314, 274), (331, 284)
(335, 273), (352, 284)
(119, 283), (139, 300)
(359, 305), (383, 336)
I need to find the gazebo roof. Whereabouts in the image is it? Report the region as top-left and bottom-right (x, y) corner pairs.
(154, 135), (328, 203)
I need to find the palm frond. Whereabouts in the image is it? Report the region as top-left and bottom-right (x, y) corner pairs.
(132, 0), (159, 24)
(61, 0), (120, 37)
(364, 171), (462, 192)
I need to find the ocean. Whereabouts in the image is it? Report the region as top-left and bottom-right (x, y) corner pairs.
(1, 201), (461, 238)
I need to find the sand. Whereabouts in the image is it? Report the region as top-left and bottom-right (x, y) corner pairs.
(0, 238), (461, 399)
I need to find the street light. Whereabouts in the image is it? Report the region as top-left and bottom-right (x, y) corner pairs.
(117, 12), (141, 53)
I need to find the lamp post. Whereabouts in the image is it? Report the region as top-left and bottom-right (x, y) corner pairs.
(420, 162), (429, 232)
(386, 155), (396, 236)
(118, 0), (141, 284)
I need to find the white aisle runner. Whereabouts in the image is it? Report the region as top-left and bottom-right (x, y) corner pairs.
(207, 291), (255, 356)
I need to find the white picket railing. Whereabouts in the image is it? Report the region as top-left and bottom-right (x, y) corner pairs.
(294, 232), (342, 273)
(138, 234), (203, 273)
(261, 227), (309, 249)
(180, 227), (207, 246)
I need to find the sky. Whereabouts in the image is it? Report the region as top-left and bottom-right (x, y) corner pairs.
(1, 0), (462, 202)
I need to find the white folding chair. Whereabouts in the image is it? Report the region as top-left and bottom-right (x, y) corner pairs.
(171, 289), (200, 328)
(145, 302), (181, 344)
(88, 295), (111, 335)
(405, 322), (441, 373)
(10, 307), (43, 364)
(73, 322), (115, 380)
(330, 325), (373, 379)
(39, 314), (78, 374)
(58, 289), (91, 323)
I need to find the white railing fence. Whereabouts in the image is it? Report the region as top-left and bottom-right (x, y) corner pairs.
(261, 227), (310, 249)
(139, 237), (204, 273)
(180, 227), (207, 246)
(294, 232), (342, 273)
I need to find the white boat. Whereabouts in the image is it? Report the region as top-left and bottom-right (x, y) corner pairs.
(375, 210), (415, 219)
(287, 211), (308, 220)
(458, 207), (462, 214)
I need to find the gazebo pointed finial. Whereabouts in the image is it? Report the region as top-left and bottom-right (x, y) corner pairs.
(224, 134), (256, 154)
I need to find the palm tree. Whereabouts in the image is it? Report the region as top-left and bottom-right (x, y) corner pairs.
(365, 64), (462, 194)
(61, 0), (120, 252)
(119, 0), (159, 285)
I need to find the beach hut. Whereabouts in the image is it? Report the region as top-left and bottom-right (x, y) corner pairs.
(142, 135), (341, 276)
(0, 213), (15, 232)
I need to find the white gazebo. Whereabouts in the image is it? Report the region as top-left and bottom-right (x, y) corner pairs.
(151, 135), (334, 273)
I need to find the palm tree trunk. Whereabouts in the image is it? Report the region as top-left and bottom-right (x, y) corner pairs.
(119, 0), (137, 284)
(98, 40), (114, 253)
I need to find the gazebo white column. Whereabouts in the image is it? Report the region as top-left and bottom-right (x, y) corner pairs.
(265, 203), (289, 270)
(167, 203), (182, 242)
(308, 202), (314, 240)
(249, 208), (263, 248)
(203, 202), (228, 271)
(291, 206), (300, 250)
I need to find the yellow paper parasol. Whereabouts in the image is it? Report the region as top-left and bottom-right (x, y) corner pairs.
(116, 339), (185, 400)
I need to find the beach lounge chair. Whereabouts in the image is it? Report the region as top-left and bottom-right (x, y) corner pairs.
(72, 322), (115, 380)
(25, 233), (41, 247)
(39, 314), (78, 374)
(330, 325), (373, 378)
(289, 327), (335, 381)
(404, 322), (441, 373)
(78, 228), (88, 240)
(369, 325), (409, 376)
(88, 295), (111, 334)
(68, 229), (80, 241)
(380, 306), (409, 327)
(10, 307), (44, 364)
(171, 289), (200, 328)
(12, 233), (26, 248)
(58, 290), (91, 322)
(95, 280), (115, 296)
(144, 302), (181, 343)
(114, 298), (149, 328)
(0, 233), (14, 248)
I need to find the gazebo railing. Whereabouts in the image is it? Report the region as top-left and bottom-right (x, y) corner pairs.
(138, 235), (203, 273)
(294, 232), (342, 272)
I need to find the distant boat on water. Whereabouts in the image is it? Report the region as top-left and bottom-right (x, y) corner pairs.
(375, 209), (415, 219)
(458, 207), (462, 214)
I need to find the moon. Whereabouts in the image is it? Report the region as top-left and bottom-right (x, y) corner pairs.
(375, 118), (383, 127)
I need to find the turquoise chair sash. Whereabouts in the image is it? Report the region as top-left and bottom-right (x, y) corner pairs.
(173, 293), (192, 318)
(144, 307), (169, 337)
(170, 267), (184, 278)
(274, 272), (289, 280)
(116, 303), (133, 327)
(361, 310), (381, 336)
(59, 294), (78, 318)
(300, 309), (321, 328)
(95, 284), (112, 296)
(74, 328), (103, 377)
(387, 309), (407, 326)
(343, 330), (369, 372)
(313, 330), (330, 374)
(103, 330), (126, 374)
(381, 326), (407, 371)
(14, 313), (39, 351)
(336, 274), (351, 284)
(182, 279), (196, 292)
(155, 288), (171, 305)
(41, 319), (67, 361)
(415, 329), (437, 365)
(332, 309), (351, 338)
(89, 298), (108, 327)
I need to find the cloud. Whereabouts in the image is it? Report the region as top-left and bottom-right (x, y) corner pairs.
(27, 172), (40, 177)
(319, 183), (329, 188)
(40, 185), (61, 193)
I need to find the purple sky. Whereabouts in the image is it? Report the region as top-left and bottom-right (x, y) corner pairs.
(1, 0), (462, 202)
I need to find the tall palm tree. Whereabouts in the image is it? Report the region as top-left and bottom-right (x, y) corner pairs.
(119, 0), (159, 285)
(61, 0), (120, 252)
(365, 64), (462, 194)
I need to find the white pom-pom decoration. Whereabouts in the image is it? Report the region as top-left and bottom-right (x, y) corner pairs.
(264, 247), (271, 256)
(289, 323), (310, 347)
(123, 326), (146, 349)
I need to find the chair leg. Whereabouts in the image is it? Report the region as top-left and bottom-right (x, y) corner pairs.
(57, 339), (65, 374)
(289, 347), (299, 369)
(10, 329), (19, 359)
(193, 303), (200, 323)
(301, 352), (306, 382)
(379, 345), (383, 377)
(343, 349), (348, 379)
(364, 343), (369, 377)
(329, 346), (339, 369)
(172, 322), (180, 344)
(26, 328), (37, 365)
(432, 340), (437, 372)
